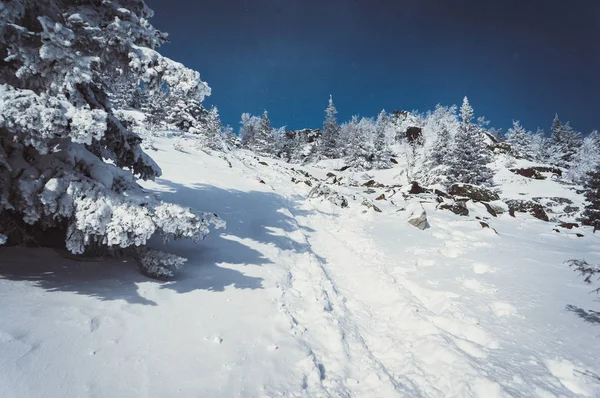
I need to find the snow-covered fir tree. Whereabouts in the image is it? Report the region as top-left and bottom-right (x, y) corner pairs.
(505, 120), (533, 158)
(243, 111), (274, 155)
(581, 164), (600, 232)
(0, 0), (223, 278)
(342, 116), (377, 169)
(193, 106), (226, 151)
(320, 95), (342, 158)
(569, 133), (600, 182)
(549, 115), (582, 168)
(447, 97), (494, 186)
(372, 110), (393, 169)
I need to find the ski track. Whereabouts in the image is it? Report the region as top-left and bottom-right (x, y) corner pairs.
(237, 153), (600, 397)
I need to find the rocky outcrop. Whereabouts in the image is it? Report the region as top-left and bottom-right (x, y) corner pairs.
(409, 181), (431, 195)
(439, 200), (469, 216)
(509, 166), (563, 179)
(363, 179), (386, 188)
(308, 184), (348, 208)
(406, 127), (423, 143)
(361, 199), (382, 213)
(448, 184), (500, 202)
(505, 199), (549, 222)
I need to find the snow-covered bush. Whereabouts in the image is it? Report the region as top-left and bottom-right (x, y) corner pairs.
(0, 0), (223, 278)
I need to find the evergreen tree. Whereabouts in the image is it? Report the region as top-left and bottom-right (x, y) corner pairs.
(320, 95), (341, 158)
(581, 164), (600, 232)
(530, 129), (549, 162)
(430, 125), (451, 167)
(505, 120), (533, 158)
(447, 97), (494, 186)
(373, 110), (393, 169)
(0, 0), (223, 278)
(549, 114), (582, 168)
(569, 134), (600, 182)
(194, 106), (225, 151)
(242, 111), (274, 155)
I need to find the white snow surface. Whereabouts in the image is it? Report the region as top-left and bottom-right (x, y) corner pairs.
(1, 136), (600, 397)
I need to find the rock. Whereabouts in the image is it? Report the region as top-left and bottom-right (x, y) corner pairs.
(439, 200), (469, 216)
(510, 168), (546, 180)
(406, 202), (429, 230)
(434, 189), (451, 199)
(390, 158), (398, 164)
(409, 181), (430, 194)
(509, 208), (516, 217)
(533, 166), (562, 177)
(480, 221), (489, 228)
(448, 183), (500, 202)
(363, 179), (386, 188)
(308, 184), (348, 208)
(326, 172), (336, 178)
(258, 161), (269, 166)
(481, 202), (498, 217)
(406, 126), (422, 143)
(304, 180), (313, 187)
(564, 206), (580, 214)
(553, 228), (560, 233)
(533, 197), (573, 205)
(364, 188), (377, 194)
(576, 233), (584, 238)
(505, 199), (549, 222)
(559, 222), (579, 230)
(375, 194), (386, 201)
(338, 165), (351, 172)
(259, 179), (266, 184)
(361, 199), (381, 213)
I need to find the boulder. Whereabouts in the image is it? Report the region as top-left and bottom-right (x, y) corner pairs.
(390, 158), (398, 164)
(338, 165), (351, 172)
(406, 202), (429, 230)
(434, 189), (452, 199)
(510, 168), (545, 180)
(326, 172), (336, 178)
(559, 222), (579, 230)
(409, 181), (430, 194)
(439, 200), (469, 216)
(406, 126), (422, 143)
(363, 179), (386, 188)
(308, 184), (348, 208)
(448, 183), (500, 202)
(505, 199), (549, 222)
(375, 194), (386, 201)
(361, 199), (381, 213)
(258, 161), (269, 166)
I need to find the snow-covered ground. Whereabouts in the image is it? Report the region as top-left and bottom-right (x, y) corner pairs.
(1, 136), (600, 397)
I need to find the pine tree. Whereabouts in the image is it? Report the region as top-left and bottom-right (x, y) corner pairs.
(243, 111), (274, 155)
(194, 106), (225, 151)
(549, 114), (582, 168)
(0, 0), (223, 278)
(430, 125), (451, 167)
(581, 164), (600, 232)
(569, 134), (600, 182)
(505, 120), (533, 158)
(447, 97), (494, 186)
(373, 110), (392, 169)
(320, 95), (341, 158)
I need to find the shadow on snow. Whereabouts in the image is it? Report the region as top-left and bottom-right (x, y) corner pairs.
(0, 180), (316, 305)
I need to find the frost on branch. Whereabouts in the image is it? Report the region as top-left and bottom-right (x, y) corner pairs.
(0, 0), (221, 277)
(134, 246), (187, 280)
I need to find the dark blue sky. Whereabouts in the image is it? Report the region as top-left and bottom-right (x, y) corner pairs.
(146, 0), (600, 134)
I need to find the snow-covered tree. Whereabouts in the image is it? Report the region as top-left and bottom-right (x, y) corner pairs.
(447, 97), (493, 186)
(581, 164), (600, 232)
(505, 120), (533, 158)
(549, 115), (582, 168)
(569, 133), (600, 183)
(320, 95), (342, 158)
(372, 110), (393, 169)
(193, 106), (225, 151)
(529, 128), (549, 162)
(0, 0), (223, 278)
(243, 111), (274, 155)
(341, 116), (376, 169)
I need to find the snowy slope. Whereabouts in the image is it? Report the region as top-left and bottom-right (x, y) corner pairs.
(1, 136), (600, 397)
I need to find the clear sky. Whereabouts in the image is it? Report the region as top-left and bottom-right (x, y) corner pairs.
(145, 0), (599, 134)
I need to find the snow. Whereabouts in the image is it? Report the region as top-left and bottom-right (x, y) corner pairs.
(1, 135), (600, 397)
